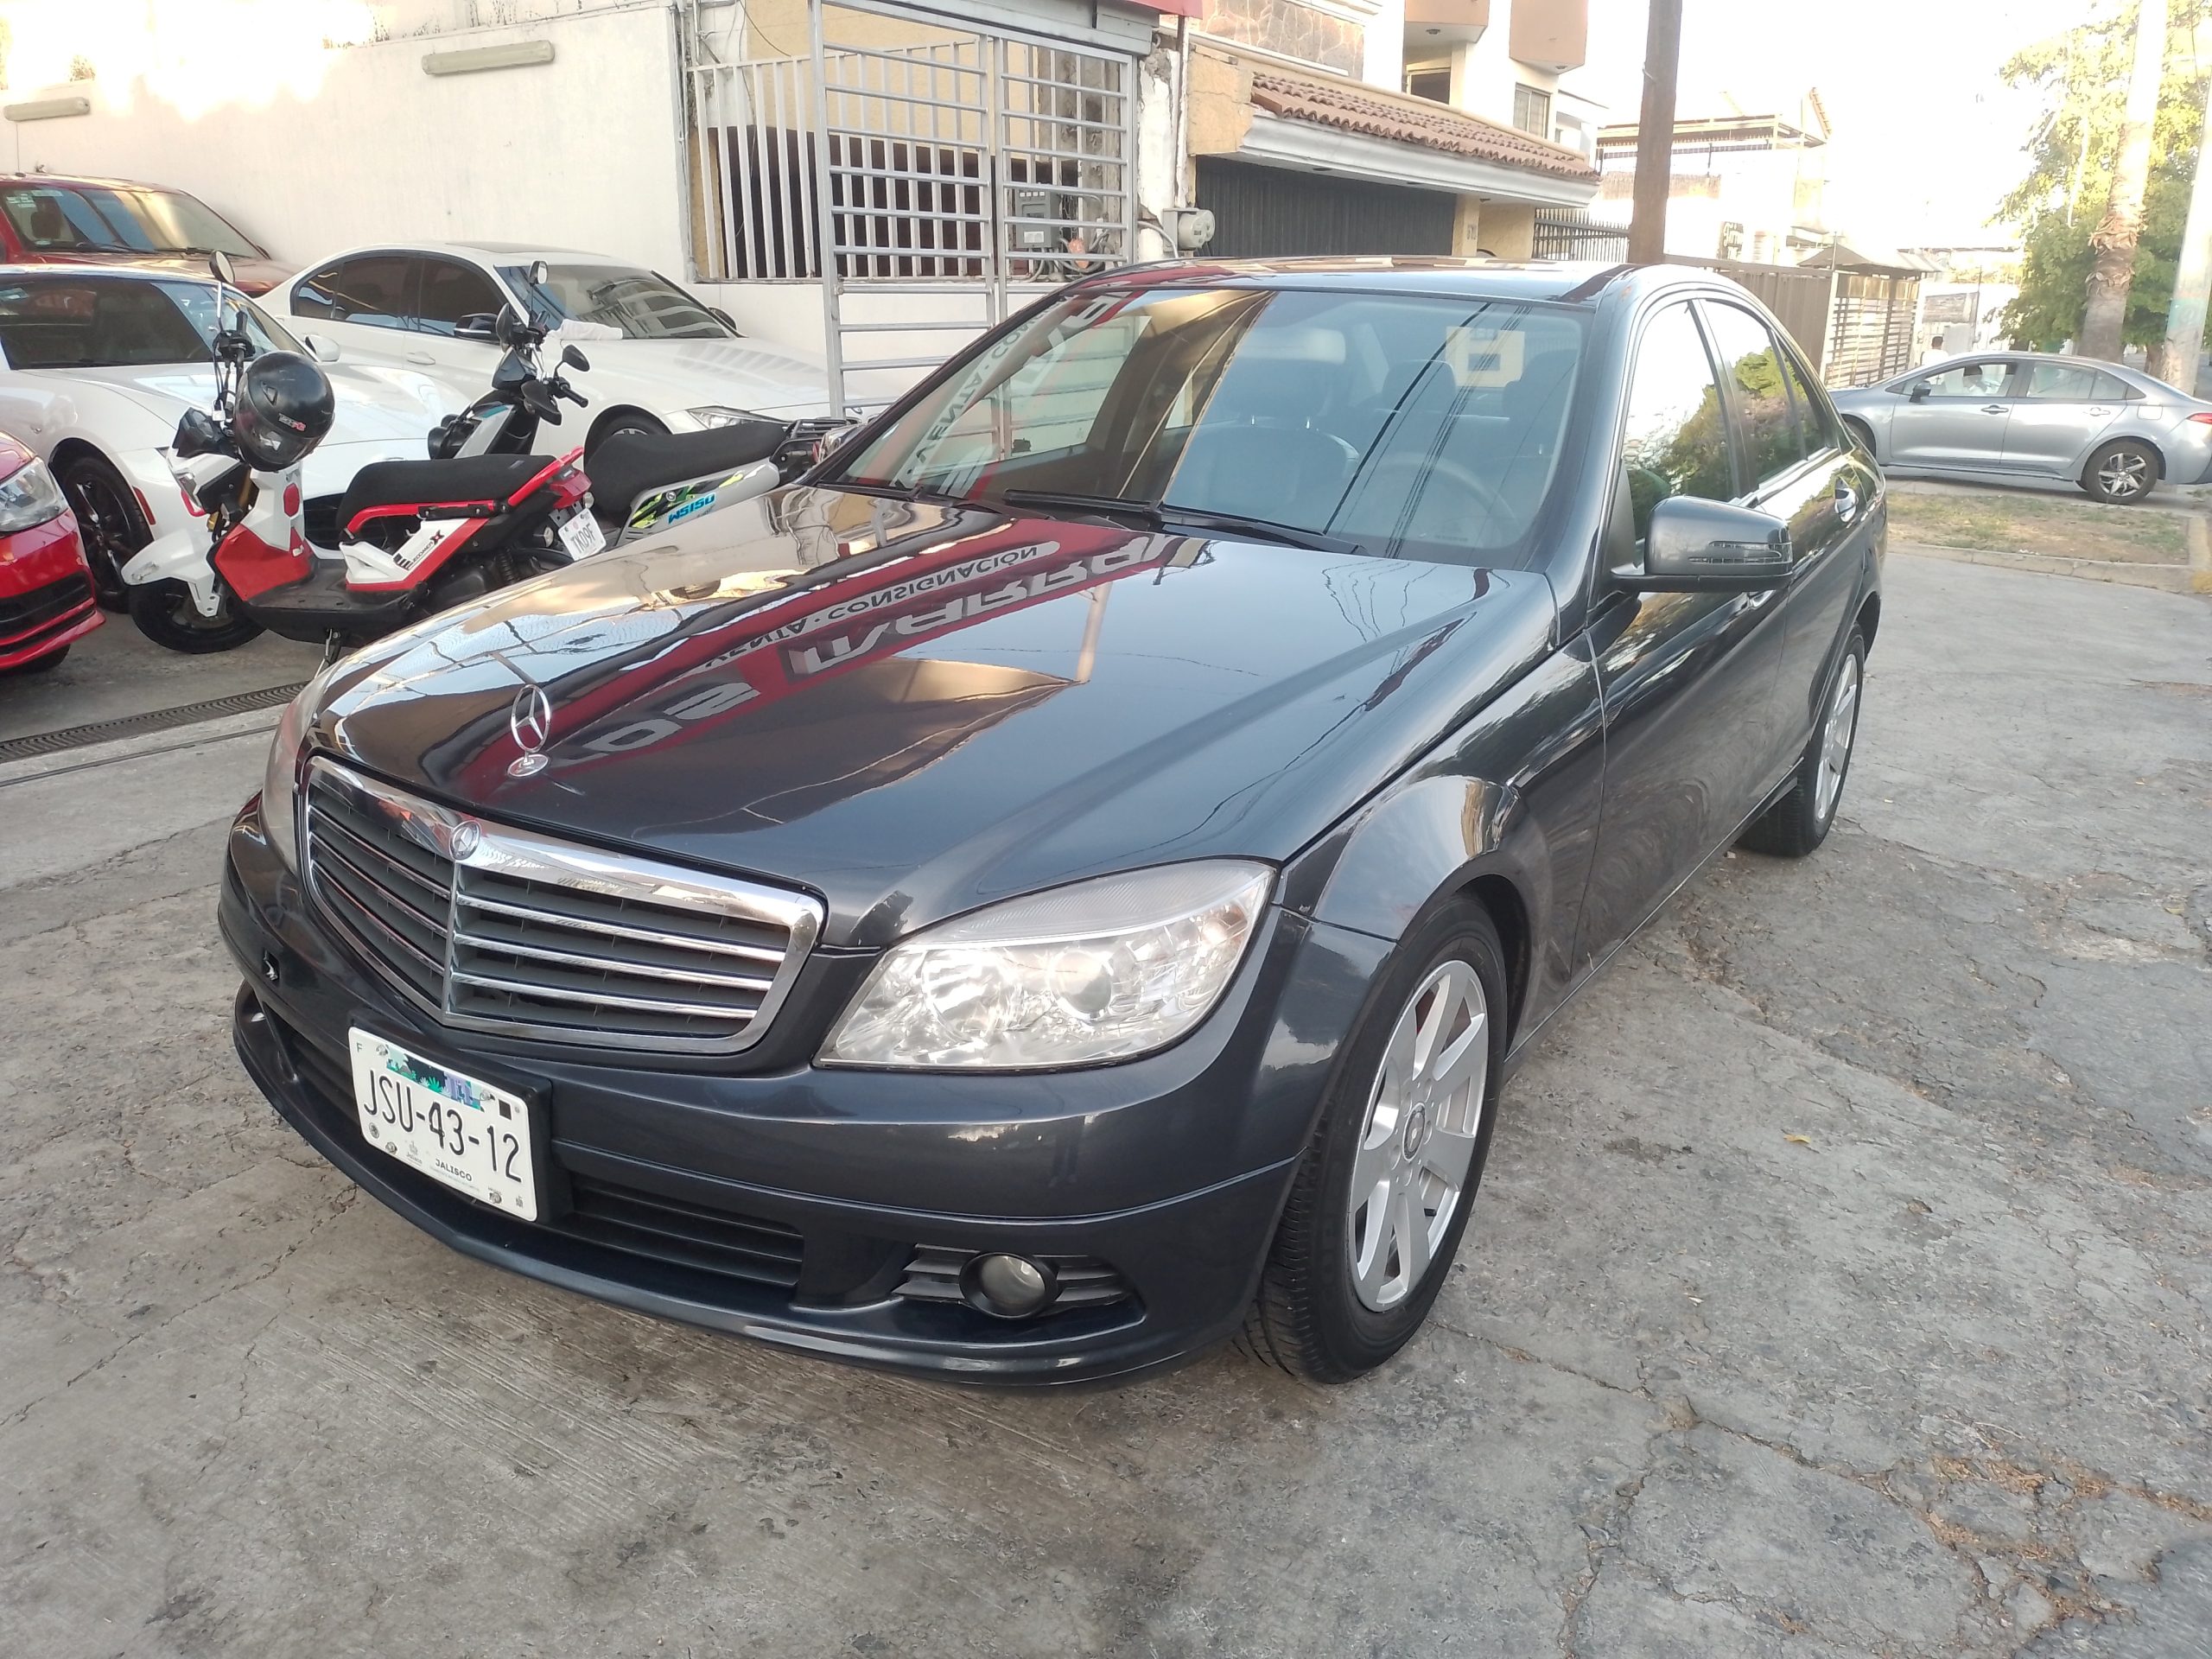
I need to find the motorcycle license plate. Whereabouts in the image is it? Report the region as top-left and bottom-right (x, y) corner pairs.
(349, 1029), (539, 1221)
(557, 510), (607, 560)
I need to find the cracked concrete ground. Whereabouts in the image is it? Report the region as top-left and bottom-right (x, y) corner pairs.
(2, 552), (2207, 1657)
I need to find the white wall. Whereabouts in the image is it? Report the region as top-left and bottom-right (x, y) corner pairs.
(6, 4), (689, 276)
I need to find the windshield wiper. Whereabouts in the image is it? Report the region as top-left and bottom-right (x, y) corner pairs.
(1001, 488), (1358, 551)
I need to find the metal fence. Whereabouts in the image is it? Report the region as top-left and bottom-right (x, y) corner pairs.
(1531, 208), (1626, 264)
(683, 0), (1137, 410)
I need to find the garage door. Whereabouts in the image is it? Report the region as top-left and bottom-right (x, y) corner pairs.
(1196, 157), (1456, 259)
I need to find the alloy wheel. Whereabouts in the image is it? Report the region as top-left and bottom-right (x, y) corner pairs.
(2098, 450), (2151, 499)
(1346, 958), (1489, 1312)
(63, 468), (142, 601)
(1815, 652), (1861, 822)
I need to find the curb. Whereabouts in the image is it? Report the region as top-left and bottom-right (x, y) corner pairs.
(2191, 512), (2212, 594)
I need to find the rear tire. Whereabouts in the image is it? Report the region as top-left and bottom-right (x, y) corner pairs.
(2082, 438), (2158, 504)
(1738, 627), (1866, 858)
(57, 454), (149, 611)
(1237, 902), (1507, 1384)
(125, 579), (262, 653)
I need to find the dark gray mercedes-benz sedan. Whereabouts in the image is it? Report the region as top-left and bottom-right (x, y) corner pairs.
(222, 259), (1884, 1385)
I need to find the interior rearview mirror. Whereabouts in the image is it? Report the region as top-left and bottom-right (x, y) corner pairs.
(208, 250), (236, 288)
(1627, 497), (1793, 593)
(301, 334), (340, 365)
(562, 343), (589, 372)
(1908, 380), (1933, 403)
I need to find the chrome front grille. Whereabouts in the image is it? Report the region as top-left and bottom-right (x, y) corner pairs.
(302, 760), (822, 1054)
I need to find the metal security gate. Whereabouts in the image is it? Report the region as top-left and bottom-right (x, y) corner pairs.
(683, 0), (1138, 412)
(1532, 208), (1626, 263)
(1195, 157), (1454, 259)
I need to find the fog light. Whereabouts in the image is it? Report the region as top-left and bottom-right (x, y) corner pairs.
(961, 1252), (1059, 1319)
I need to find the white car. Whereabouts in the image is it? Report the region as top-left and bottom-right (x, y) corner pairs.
(0, 264), (472, 610)
(271, 243), (833, 442)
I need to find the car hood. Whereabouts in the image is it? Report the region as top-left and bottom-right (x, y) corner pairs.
(315, 489), (1559, 945)
(48, 361), (464, 447)
(17, 249), (290, 295)
(550, 331), (833, 417)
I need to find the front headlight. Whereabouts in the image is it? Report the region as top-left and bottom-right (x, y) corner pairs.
(263, 664), (340, 872)
(0, 458), (67, 536)
(685, 404), (764, 429)
(820, 861), (1274, 1070)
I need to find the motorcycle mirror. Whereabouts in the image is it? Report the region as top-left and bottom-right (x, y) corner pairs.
(562, 343), (589, 373)
(208, 250), (236, 288)
(495, 305), (525, 349)
(529, 258), (550, 287)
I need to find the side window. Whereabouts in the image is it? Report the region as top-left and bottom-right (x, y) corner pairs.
(1618, 302), (1732, 543)
(2091, 371), (2136, 403)
(1773, 339), (1837, 453)
(2023, 361), (2100, 401)
(416, 258), (505, 337)
(1920, 359), (2011, 399)
(296, 254), (416, 330)
(1701, 302), (1803, 488)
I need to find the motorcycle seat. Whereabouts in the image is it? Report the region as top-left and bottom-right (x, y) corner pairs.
(588, 423), (787, 515)
(338, 454), (556, 531)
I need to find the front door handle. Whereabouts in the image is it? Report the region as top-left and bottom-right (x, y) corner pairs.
(1981, 404), (2008, 414)
(405, 351), (437, 366)
(1834, 480), (1860, 523)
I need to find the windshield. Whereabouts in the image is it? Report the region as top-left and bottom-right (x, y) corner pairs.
(831, 285), (1586, 566)
(0, 184), (260, 258)
(498, 264), (734, 340)
(0, 276), (300, 368)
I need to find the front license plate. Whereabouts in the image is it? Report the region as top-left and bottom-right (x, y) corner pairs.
(557, 508), (607, 560)
(349, 1030), (539, 1221)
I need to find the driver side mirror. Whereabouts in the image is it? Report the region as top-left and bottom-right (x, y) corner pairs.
(300, 333), (341, 365)
(454, 312), (500, 342)
(709, 306), (737, 332)
(1907, 380), (1933, 403)
(1625, 497), (1793, 593)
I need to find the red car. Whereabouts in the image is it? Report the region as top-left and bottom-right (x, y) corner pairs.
(0, 432), (99, 674)
(0, 174), (287, 296)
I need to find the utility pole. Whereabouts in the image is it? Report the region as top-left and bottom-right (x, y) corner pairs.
(2161, 73), (2212, 396)
(1628, 0), (1683, 264)
(2080, 0), (2169, 360)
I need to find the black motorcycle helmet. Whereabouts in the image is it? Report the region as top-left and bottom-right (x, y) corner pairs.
(233, 352), (335, 471)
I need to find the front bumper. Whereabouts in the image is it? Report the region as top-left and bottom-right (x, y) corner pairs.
(0, 516), (99, 667)
(220, 798), (1389, 1385)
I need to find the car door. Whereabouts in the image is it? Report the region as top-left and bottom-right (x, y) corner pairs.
(1574, 298), (1791, 969)
(405, 255), (510, 381)
(2000, 360), (2122, 479)
(1885, 356), (2018, 470)
(1702, 300), (1870, 774)
(287, 251), (421, 365)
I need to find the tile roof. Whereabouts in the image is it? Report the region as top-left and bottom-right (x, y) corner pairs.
(1248, 72), (1599, 182)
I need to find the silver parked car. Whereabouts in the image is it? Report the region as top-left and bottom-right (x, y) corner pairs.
(1830, 352), (2212, 504)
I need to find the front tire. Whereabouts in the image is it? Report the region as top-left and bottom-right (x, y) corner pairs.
(2082, 438), (2158, 504)
(1239, 904), (1508, 1383)
(57, 454), (150, 610)
(1739, 627), (1866, 858)
(125, 578), (262, 653)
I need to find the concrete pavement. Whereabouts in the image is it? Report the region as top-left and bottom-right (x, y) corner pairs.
(1, 552), (2206, 1657)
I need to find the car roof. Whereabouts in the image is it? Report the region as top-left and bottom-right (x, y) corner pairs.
(309, 241), (626, 265)
(1078, 257), (1744, 308)
(0, 262), (212, 283)
(0, 172), (193, 192)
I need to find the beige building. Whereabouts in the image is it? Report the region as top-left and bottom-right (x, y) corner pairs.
(1592, 95), (1833, 264)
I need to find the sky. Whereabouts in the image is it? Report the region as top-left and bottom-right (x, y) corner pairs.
(1571, 0), (2103, 249)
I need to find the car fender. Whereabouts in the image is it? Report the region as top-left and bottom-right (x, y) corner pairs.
(1286, 642), (1606, 1052)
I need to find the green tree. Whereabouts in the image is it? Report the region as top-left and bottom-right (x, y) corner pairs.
(1999, 2), (2211, 365)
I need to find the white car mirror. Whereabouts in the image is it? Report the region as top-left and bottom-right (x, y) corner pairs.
(302, 334), (342, 365)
